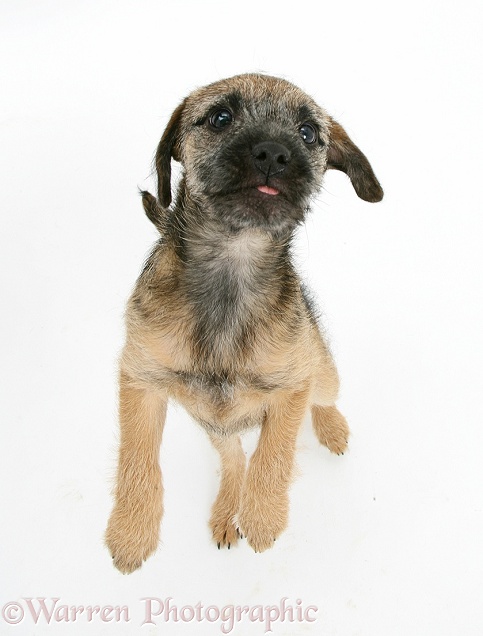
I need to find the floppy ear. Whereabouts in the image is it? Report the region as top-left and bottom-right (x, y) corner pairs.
(155, 99), (187, 208)
(327, 119), (384, 203)
(140, 189), (164, 232)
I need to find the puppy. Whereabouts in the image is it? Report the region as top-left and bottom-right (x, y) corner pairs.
(105, 73), (383, 573)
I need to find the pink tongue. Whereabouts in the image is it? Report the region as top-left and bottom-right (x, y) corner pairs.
(257, 185), (279, 196)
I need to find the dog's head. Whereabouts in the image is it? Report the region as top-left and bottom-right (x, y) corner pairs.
(155, 74), (383, 234)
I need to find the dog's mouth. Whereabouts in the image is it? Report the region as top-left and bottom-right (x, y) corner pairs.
(215, 183), (285, 199)
(202, 178), (309, 234)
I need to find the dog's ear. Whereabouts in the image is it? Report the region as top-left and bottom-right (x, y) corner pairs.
(327, 119), (384, 203)
(140, 189), (164, 232)
(155, 99), (187, 208)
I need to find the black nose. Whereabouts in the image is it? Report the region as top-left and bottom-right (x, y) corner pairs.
(252, 141), (291, 177)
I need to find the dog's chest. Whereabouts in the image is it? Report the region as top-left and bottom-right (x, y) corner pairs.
(184, 231), (276, 360)
(131, 230), (301, 432)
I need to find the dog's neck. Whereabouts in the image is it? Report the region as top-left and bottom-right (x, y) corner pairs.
(180, 220), (295, 307)
(184, 225), (281, 278)
(168, 203), (299, 366)
(168, 195), (295, 290)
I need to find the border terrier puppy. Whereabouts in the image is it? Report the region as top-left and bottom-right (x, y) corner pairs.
(105, 73), (383, 573)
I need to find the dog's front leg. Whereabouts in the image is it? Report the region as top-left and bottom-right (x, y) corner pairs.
(209, 434), (246, 549)
(105, 372), (166, 573)
(237, 386), (310, 553)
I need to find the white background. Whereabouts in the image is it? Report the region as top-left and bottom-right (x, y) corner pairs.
(1, 1), (482, 634)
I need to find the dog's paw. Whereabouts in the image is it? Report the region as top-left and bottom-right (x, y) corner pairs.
(237, 500), (287, 553)
(328, 436), (349, 456)
(312, 405), (350, 455)
(105, 508), (160, 574)
(209, 507), (239, 549)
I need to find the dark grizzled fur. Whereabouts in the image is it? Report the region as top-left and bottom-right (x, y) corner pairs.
(300, 282), (320, 325)
(142, 86), (324, 376)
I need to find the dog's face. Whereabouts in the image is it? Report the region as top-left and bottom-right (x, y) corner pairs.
(156, 74), (383, 234)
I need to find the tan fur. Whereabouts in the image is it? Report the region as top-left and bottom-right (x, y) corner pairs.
(105, 372), (167, 573)
(105, 74), (382, 573)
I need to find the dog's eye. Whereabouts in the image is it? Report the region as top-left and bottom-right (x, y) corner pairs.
(299, 123), (317, 144)
(209, 109), (233, 130)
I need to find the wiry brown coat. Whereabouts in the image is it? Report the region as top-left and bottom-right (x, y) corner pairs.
(105, 74), (383, 573)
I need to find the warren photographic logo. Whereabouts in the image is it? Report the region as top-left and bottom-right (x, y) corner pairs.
(1, 597), (318, 633)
